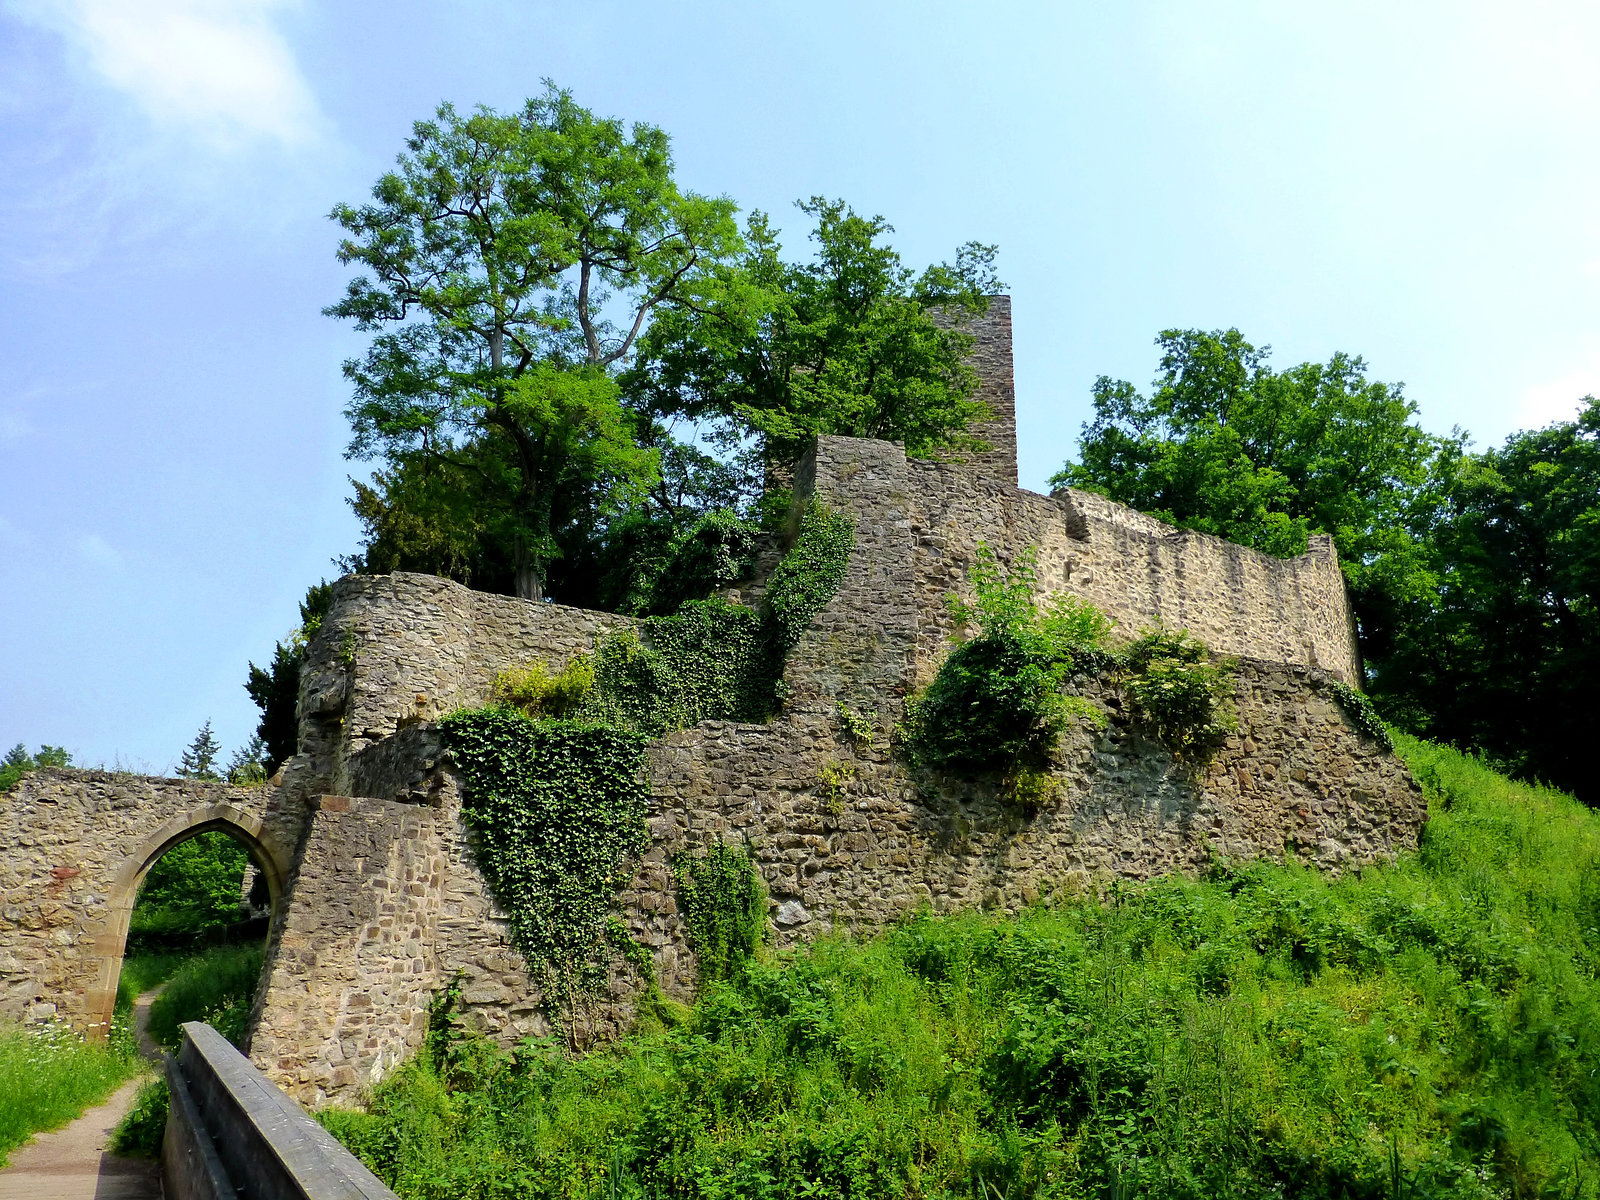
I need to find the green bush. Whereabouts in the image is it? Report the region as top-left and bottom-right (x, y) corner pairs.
(1120, 626), (1235, 754)
(487, 656), (595, 720)
(110, 1077), (169, 1159)
(0, 1021), (134, 1166)
(326, 738), (1600, 1200)
(674, 840), (768, 987)
(146, 944), (264, 1051)
(901, 545), (1113, 773)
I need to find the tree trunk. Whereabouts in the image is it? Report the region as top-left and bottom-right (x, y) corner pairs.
(514, 559), (544, 602)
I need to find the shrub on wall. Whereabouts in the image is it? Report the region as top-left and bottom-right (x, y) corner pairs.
(672, 839), (767, 988)
(903, 544), (1238, 788)
(1120, 628), (1236, 755)
(901, 546), (1112, 774)
(486, 657), (595, 720)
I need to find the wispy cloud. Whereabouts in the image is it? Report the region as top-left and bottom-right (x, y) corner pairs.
(75, 532), (124, 570)
(8, 0), (322, 148)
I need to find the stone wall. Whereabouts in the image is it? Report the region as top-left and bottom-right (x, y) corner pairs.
(929, 296), (1018, 487)
(249, 795), (444, 1103)
(0, 770), (302, 1036)
(262, 654), (1421, 1103)
(291, 573), (636, 800)
(792, 437), (1362, 686)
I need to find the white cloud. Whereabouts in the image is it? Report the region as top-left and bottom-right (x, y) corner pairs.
(8, 0), (321, 147)
(1513, 363), (1598, 433)
(75, 532), (124, 569)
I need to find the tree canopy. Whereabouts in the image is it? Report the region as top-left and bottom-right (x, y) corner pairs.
(1057, 330), (1600, 804)
(626, 198), (1003, 466)
(1372, 399), (1600, 802)
(328, 83), (740, 600)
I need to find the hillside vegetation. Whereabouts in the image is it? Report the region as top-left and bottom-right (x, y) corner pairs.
(319, 736), (1600, 1199)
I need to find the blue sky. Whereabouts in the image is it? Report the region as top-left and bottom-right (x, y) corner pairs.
(2, 0), (1597, 772)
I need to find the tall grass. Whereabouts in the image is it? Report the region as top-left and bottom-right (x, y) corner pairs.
(146, 943), (264, 1050)
(320, 737), (1600, 1199)
(0, 1022), (136, 1166)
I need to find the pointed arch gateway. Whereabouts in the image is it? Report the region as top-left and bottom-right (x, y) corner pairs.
(84, 802), (294, 1040)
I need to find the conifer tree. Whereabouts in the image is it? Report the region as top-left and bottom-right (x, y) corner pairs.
(177, 721), (223, 781)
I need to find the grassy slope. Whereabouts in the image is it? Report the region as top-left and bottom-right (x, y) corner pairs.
(309, 738), (1597, 1197)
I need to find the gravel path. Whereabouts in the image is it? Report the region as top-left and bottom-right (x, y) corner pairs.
(0, 989), (166, 1200)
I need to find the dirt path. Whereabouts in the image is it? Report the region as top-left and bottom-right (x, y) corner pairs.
(0, 989), (166, 1200)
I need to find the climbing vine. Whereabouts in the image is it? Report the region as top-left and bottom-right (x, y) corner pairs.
(762, 499), (857, 650)
(1330, 681), (1393, 751)
(440, 708), (652, 1019)
(672, 839), (767, 988)
(442, 497), (856, 1013)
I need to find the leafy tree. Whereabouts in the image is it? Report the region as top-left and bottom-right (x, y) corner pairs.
(1373, 399), (1600, 803)
(1053, 329), (1452, 666)
(628, 198), (1003, 467)
(0, 743), (71, 791)
(329, 83), (739, 600)
(176, 721), (222, 781)
(131, 830), (250, 944)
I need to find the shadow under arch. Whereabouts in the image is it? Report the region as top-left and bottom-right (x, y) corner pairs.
(84, 802), (293, 1040)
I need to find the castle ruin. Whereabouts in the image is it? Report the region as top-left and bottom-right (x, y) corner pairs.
(0, 298), (1424, 1104)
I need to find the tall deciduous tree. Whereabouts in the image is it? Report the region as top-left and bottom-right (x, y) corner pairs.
(1053, 328), (1453, 664)
(1375, 399), (1600, 803)
(329, 83), (740, 600)
(628, 199), (1003, 467)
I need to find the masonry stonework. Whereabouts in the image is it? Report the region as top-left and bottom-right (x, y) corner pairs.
(2, 297), (1417, 1109)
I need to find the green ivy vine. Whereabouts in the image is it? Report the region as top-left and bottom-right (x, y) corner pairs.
(442, 497), (856, 1016)
(1330, 681), (1394, 751)
(672, 839), (767, 988)
(440, 708), (652, 1018)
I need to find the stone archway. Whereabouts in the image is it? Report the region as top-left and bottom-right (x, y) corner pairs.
(0, 769), (307, 1038)
(83, 803), (294, 1040)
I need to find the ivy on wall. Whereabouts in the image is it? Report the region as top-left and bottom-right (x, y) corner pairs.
(1331, 681), (1394, 751)
(440, 708), (652, 1016)
(443, 496), (856, 1014)
(672, 839), (767, 988)
(586, 600), (778, 736)
(761, 499), (857, 650)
